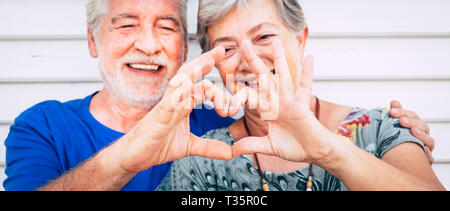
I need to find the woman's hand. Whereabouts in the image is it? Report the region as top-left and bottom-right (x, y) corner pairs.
(118, 46), (233, 173)
(230, 39), (345, 165)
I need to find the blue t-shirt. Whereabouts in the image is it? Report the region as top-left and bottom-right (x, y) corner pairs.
(3, 92), (235, 191)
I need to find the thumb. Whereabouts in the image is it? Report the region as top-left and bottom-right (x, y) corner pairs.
(389, 100), (403, 118)
(188, 134), (232, 160)
(232, 136), (274, 158)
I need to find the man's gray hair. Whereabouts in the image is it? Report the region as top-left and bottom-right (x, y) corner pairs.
(86, 0), (188, 42)
(197, 0), (306, 52)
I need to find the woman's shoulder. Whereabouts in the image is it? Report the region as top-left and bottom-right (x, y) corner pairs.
(338, 107), (425, 158)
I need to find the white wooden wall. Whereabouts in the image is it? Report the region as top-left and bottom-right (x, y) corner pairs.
(1, 0), (449, 191)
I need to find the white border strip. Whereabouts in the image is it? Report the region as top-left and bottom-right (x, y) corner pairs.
(1, 75), (450, 84)
(0, 32), (449, 41)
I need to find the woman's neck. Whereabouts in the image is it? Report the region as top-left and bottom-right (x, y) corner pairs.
(242, 96), (319, 137)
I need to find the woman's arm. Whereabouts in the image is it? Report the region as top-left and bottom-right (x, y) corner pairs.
(230, 38), (445, 191)
(321, 134), (444, 190)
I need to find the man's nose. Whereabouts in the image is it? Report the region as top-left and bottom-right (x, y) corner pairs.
(134, 29), (162, 56)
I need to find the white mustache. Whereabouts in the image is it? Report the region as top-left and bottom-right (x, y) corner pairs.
(120, 53), (169, 66)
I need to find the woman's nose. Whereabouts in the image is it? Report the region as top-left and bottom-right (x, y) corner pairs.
(237, 52), (251, 74)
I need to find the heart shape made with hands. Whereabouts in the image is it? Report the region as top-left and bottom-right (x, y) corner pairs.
(123, 38), (322, 174)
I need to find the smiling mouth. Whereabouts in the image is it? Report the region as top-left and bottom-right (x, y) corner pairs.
(126, 63), (164, 72)
(237, 69), (276, 87)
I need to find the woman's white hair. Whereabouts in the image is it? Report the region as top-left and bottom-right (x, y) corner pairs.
(86, 0), (188, 42)
(197, 0), (306, 52)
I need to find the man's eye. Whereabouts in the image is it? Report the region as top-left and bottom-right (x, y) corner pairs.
(258, 34), (274, 41)
(120, 25), (136, 28)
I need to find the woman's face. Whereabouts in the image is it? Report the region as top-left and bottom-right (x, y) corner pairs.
(207, 0), (308, 94)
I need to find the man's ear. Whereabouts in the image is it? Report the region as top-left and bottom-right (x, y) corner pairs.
(87, 29), (99, 58)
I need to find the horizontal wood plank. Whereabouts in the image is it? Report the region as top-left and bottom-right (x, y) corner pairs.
(1, 37), (450, 80)
(2, 0), (450, 36)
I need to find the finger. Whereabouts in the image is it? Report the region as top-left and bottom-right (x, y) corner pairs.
(232, 136), (274, 158)
(174, 46), (225, 85)
(151, 80), (193, 125)
(188, 134), (232, 160)
(167, 73), (190, 95)
(228, 87), (249, 116)
(411, 127), (435, 151)
(390, 108), (420, 120)
(425, 147), (434, 164)
(228, 87), (258, 116)
(389, 100), (403, 117)
(272, 38), (294, 94)
(169, 80), (193, 109)
(299, 55), (314, 92)
(199, 79), (229, 117)
(390, 100), (403, 109)
(294, 62), (303, 90)
(399, 116), (430, 134)
(241, 40), (272, 95)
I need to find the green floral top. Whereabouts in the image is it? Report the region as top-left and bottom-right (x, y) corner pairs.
(157, 108), (424, 191)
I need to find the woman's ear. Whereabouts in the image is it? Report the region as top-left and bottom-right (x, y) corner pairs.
(296, 26), (309, 55)
(87, 29), (99, 58)
(182, 42), (189, 62)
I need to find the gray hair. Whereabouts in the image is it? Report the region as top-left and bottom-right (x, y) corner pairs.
(197, 0), (306, 52)
(86, 0), (188, 42)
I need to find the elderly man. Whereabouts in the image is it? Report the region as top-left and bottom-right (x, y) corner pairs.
(3, 0), (435, 191)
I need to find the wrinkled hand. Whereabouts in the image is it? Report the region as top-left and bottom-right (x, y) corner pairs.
(119, 47), (232, 173)
(230, 39), (342, 164)
(389, 101), (434, 163)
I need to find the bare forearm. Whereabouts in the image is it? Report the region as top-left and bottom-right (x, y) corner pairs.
(38, 140), (136, 191)
(321, 137), (444, 191)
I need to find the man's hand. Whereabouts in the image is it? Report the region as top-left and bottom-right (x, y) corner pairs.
(38, 47), (232, 191)
(389, 100), (435, 163)
(118, 46), (232, 174)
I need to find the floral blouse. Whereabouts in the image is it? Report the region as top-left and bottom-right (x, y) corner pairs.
(157, 108), (424, 191)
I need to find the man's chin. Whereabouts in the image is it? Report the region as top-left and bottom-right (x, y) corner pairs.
(117, 93), (163, 109)
(106, 83), (167, 110)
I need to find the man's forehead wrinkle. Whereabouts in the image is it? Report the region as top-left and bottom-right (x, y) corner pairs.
(107, 1), (182, 24)
(111, 13), (139, 24)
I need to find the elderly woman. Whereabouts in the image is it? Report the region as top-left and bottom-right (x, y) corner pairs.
(157, 0), (444, 191)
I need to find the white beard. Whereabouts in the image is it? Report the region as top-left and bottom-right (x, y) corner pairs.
(98, 59), (169, 110)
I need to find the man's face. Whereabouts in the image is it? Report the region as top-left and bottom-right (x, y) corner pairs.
(90, 0), (187, 108)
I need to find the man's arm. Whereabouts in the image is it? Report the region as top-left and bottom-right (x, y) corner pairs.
(37, 46), (229, 191)
(37, 135), (136, 191)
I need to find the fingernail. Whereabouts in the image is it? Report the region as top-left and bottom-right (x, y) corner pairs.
(229, 106), (236, 116)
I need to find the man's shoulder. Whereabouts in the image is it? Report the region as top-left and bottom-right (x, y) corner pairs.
(13, 96), (89, 126)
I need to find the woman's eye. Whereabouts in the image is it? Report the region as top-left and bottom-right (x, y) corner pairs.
(224, 47), (236, 56)
(161, 27), (175, 31)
